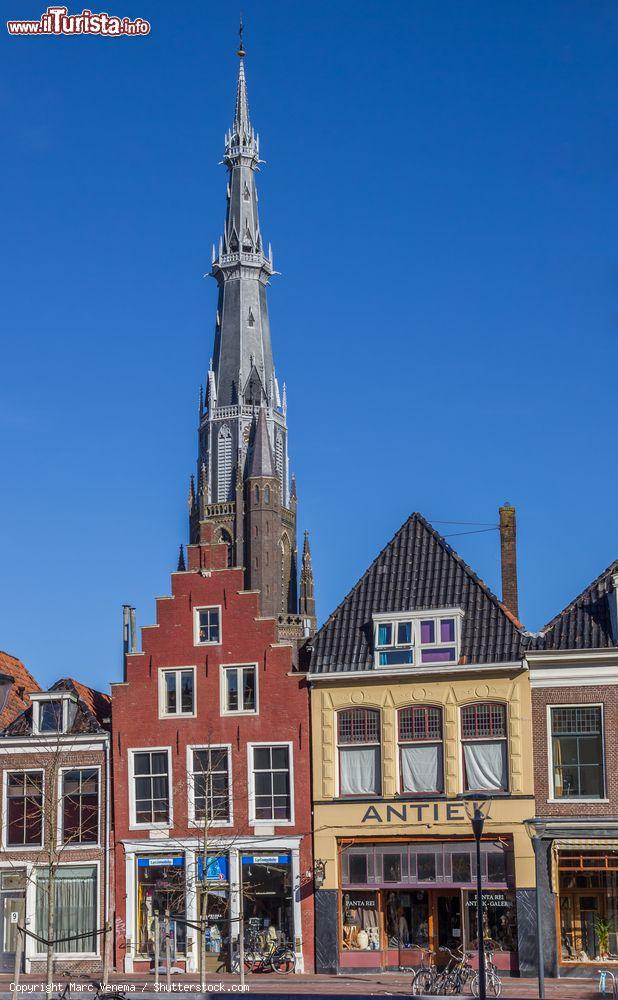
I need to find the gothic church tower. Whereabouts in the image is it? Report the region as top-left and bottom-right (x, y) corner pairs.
(188, 30), (315, 639)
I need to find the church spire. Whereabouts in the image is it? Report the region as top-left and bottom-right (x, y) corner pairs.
(299, 530), (317, 632)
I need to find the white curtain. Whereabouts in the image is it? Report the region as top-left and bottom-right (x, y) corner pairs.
(36, 866), (97, 953)
(464, 740), (507, 791)
(401, 744), (443, 793)
(340, 747), (380, 795)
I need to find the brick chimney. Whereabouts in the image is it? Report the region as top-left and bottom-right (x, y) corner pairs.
(499, 503), (519, 620)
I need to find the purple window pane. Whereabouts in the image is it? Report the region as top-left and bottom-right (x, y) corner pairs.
(420, 621), (435, 644)
(421, 647), (456, 664)
(441, 619), (455, 643)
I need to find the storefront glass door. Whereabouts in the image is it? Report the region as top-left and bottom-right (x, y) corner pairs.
(436, 893), (462, 959)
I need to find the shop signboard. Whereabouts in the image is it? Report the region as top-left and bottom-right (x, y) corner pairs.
(197, 855), (229, 882)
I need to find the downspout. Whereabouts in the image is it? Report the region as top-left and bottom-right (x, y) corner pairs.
(104, 735), (111, 957)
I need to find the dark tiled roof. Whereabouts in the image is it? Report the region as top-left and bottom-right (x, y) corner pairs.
(534, 559), (618, 651)
(2, 676), (110, 736)
(310, 513), (525, 674)
(0, 651), (41, 729)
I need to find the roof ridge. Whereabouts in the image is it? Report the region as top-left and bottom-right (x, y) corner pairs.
(315, 511), (525, 644)
(414, 513), (525, 631)
(540, 557), (618, 636)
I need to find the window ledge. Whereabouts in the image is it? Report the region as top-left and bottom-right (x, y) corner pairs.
(546, 798), (609, 804)
(250, 820), (294, 828)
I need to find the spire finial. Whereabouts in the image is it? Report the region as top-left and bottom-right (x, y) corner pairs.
(237, 14), (245, 58)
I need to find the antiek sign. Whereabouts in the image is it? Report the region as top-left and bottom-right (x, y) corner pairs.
(360, 801), (467, 825)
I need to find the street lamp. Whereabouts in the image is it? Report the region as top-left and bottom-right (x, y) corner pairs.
(524, 818), (547, 1000)
(465, 799), (491, 1000)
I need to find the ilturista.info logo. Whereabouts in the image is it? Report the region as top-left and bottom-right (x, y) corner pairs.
(7, 5), (151, 35)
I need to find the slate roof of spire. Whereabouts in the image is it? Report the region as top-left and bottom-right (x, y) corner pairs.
(247, 407), (275, 478)
(533, 559), (618, 651)
(309, 513), (526, 674)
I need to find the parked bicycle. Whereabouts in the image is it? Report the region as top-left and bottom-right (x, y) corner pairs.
(242, 928), (296, 975)
(471, 948), (502, 997)
(54, 972), (126, 1000)
(411, 945), (473, 995)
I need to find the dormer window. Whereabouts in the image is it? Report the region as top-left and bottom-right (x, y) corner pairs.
(31, 693), (77, 736)
(373, 609), (462, 669)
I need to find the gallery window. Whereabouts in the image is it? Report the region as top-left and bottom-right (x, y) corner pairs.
(550, 706), (604, 799)
(131, 750), (170, 826)
(222, 665), (257, 714)
(36, 866), (97, 954)
(461, 703), (508, 792)
(250, 745), (291, 822)
(5, 770), (43, 847)
(190, 747), (231, 824)
(61, 768), (99, 845)
(195, 607), (221, 645)
(398, 706), (444, 794)
(160, 668), (195, 717)
(337, 708), (381, 797)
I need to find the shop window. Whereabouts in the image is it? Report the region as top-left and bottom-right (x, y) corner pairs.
(383, 854), (402, 883)
(132, 750), (170, 826)
(6, 771), (43, 847)
(195, 606), (221, 645)
(385, 889), (430, 949)
(452, 853), (472, 883)
(557, 852), (618, 962)
(461, 703), (508, 792)
(137, 857), (186, 957)
(337, 708), (381, 797)
(342, 891), (380, 951)
(487, 852), (506, 883)
(348, 854), (368, 885)
(160, 668), (195, 717)
(464, 890), (518, 953)
(250, 745), (291, 822)
(35, 866), (97, 954)
(61, 768), (98, 845)
(417, 853), (437, 882)
(242, 854), (293, 946)
(550, 706), (604, 799)
(398, 706), (444, 794)
(222, 665), (257, 714)
(191, 747), (230, 823)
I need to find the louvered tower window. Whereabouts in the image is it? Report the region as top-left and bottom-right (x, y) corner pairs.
(217, 425), (232, 502)
(275, 431), (284, 503)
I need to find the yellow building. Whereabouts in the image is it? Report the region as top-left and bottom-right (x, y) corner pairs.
(308, 513), (536, 975)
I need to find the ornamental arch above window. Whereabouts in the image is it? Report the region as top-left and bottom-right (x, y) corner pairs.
(461, 702), (508, 793)
(337, 708), (381, 798)
(398, 706), (444, 795)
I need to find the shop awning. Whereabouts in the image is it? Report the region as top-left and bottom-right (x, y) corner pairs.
(550, 838), (618, 890)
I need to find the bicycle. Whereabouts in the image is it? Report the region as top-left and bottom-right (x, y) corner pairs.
(471, 949), (502, 997)
(55, 972), (126, 1000)
(412, 945), (473, 996)
(242, 930), (296, 975)
(409, 947), (435, 995)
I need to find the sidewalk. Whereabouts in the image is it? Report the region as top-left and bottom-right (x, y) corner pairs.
(0, 971), (606, 998)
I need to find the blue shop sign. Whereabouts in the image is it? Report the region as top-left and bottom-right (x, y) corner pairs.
(197, 855), (229, 882)
(138, 857), (184, 868)
(242, 855), (290, 865)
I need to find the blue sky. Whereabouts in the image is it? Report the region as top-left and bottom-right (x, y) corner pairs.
(2, 1), (618, 691)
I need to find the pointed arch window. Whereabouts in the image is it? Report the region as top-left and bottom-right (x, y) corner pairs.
(217, 425), (232, 502)
(264, 486), (270, 504)
(247, 307), (255, 328)
(275, 432), (284, 501)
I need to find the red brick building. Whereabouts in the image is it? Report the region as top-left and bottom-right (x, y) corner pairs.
(111, 525), (314, 974)
(527, 561), (618, 978)
(0, 675), (111, 975)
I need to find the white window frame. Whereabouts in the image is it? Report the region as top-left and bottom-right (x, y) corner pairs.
(396, 705), (444, 796)
(2, 768), (45, 851)
(31, 859), (100, 960)
(193, 605), (222, 647)
(158, 666), (197, 719)
(186, 744), (233, 828)
(247, 741), (294, 827)
(31, 692), (76, 736)
(546, 702), (607, 803)
(128, 747), (173, 830)
(335, 707), (382, 798)
(56, 764), (101, 849)
(372, 608), (463, 669)
(220, 663), (259, 716)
